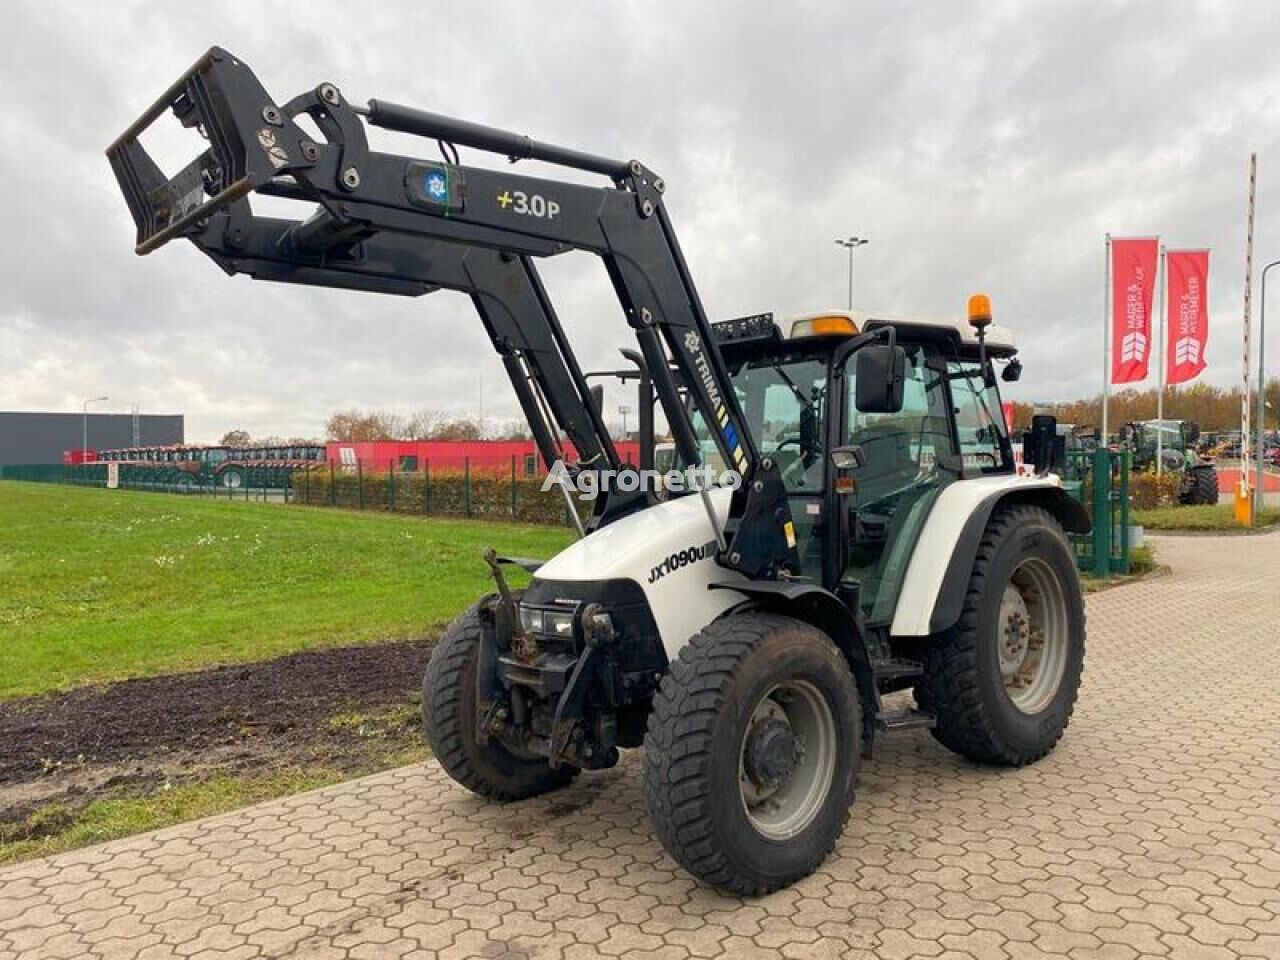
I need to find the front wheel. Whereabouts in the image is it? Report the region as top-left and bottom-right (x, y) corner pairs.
(642, 613), (861, 896)
(916, 505), (1085, 766)
(1180, 465), (1219, 505)
(423, 601), (577, 801)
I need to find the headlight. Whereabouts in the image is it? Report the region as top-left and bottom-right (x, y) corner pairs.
(519, 607), (543, 633)
(543, 609), (576, 638)
(518, 605), (576, 638)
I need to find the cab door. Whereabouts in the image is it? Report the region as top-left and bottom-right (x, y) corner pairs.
(838, 345), (954, 625)
(742, 359), (829, 581)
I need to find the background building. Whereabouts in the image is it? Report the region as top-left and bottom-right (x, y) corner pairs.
(0, 411), (184, 467)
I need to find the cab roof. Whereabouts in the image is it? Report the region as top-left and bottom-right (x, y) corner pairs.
(714, 309), (1018, 358)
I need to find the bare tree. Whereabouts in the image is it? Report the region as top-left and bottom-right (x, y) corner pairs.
(425, 416), (484, 441)
(325, 408), (407, 441)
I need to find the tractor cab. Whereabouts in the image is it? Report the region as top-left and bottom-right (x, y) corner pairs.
(679, 308), (1018, 625)
(1128, 419), (1197, 468)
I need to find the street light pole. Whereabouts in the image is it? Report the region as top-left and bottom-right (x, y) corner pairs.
(82, 396), (109, 462)
(1256, 259), (1280, 513)
(834, 236), (869, 310)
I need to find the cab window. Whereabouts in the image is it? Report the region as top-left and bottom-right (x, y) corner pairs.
(948, 363), (1009, 473)
(686, 353), (827, 493)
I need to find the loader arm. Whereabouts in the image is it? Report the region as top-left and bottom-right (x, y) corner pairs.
(106, 46), (798, 579)
(191, 212), (616, 487)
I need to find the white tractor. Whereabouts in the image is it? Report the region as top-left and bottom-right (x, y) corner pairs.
(109, 49), (1088, 895)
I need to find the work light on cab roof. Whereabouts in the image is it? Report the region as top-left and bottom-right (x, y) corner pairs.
(790, 313), (859, 338)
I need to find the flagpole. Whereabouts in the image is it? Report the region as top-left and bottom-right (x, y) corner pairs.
(1156, 245), (1166, 475)
(1103, 233), (1112, 443)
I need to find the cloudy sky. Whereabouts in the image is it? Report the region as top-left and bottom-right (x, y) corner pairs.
(3, 0), (1280, 442)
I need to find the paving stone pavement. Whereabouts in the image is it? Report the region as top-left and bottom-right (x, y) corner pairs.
(2, 533), (1277, 960)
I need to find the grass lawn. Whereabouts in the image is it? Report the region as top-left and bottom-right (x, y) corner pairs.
(0, 481), (573, 701)
(1132, 503), (1280, 531)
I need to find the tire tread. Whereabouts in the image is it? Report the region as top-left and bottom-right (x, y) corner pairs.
(642, 614), (852, 896)
(916, 505), (1085, 766)
(423, 602), (575, 801)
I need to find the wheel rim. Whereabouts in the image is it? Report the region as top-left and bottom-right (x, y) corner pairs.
(222, 471), (241, 489)
(738, 680), (836, 841)
(998, 557), (1069, 714)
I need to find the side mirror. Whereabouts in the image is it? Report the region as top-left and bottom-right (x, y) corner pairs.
(855, 345), (906, 414)
(1001, 357), (1023, 382)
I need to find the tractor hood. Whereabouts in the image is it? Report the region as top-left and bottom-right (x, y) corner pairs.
(534, 487), (746, 657)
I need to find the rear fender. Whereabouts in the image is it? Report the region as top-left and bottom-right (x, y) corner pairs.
(890, 476), (1089, 637)
(709, 580), (877, 750)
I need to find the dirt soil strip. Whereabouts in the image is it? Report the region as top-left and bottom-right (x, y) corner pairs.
(1, 639), (434, 823)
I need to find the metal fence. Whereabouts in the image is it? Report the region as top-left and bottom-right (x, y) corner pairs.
(0, 463), (293, 501)
(1064, 448), (1132, 577)
(291, 458), (579, 526)
(1, 459), (580, 527)
(3, 454), (1133, 555)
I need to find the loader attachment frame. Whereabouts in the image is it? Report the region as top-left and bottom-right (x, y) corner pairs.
(107, 46), (798, 579)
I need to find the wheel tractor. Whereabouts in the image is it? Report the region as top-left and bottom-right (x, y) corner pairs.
(108, 49), (1089, 895)
(1123, 419), (1219, 506)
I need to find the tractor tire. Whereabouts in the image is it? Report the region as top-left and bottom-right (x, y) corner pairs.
(423, 601), (577, 801)
(1179, 465), (1219, 506)
(642, 613), (860, 895)
(916, 505), (1085, 767)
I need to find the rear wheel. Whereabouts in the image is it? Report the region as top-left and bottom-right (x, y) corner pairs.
(643, 613), (860, 895)
(220, 468), (243, 490)
(1180, 465), (1219, 505)
(423, 601), (577, 801)
(916, 505), (1085, 766)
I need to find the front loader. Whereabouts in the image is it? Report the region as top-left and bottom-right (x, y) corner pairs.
(108, 48), (1089, 895)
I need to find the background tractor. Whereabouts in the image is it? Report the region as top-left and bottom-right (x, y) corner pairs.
(1123, 419), (1219, 506)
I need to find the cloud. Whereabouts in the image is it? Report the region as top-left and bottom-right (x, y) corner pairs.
(3, 0), (1280, 440)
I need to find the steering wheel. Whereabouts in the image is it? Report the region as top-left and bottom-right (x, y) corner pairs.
(773, 436), (812, 487)
(967, 451), (1000, 469)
